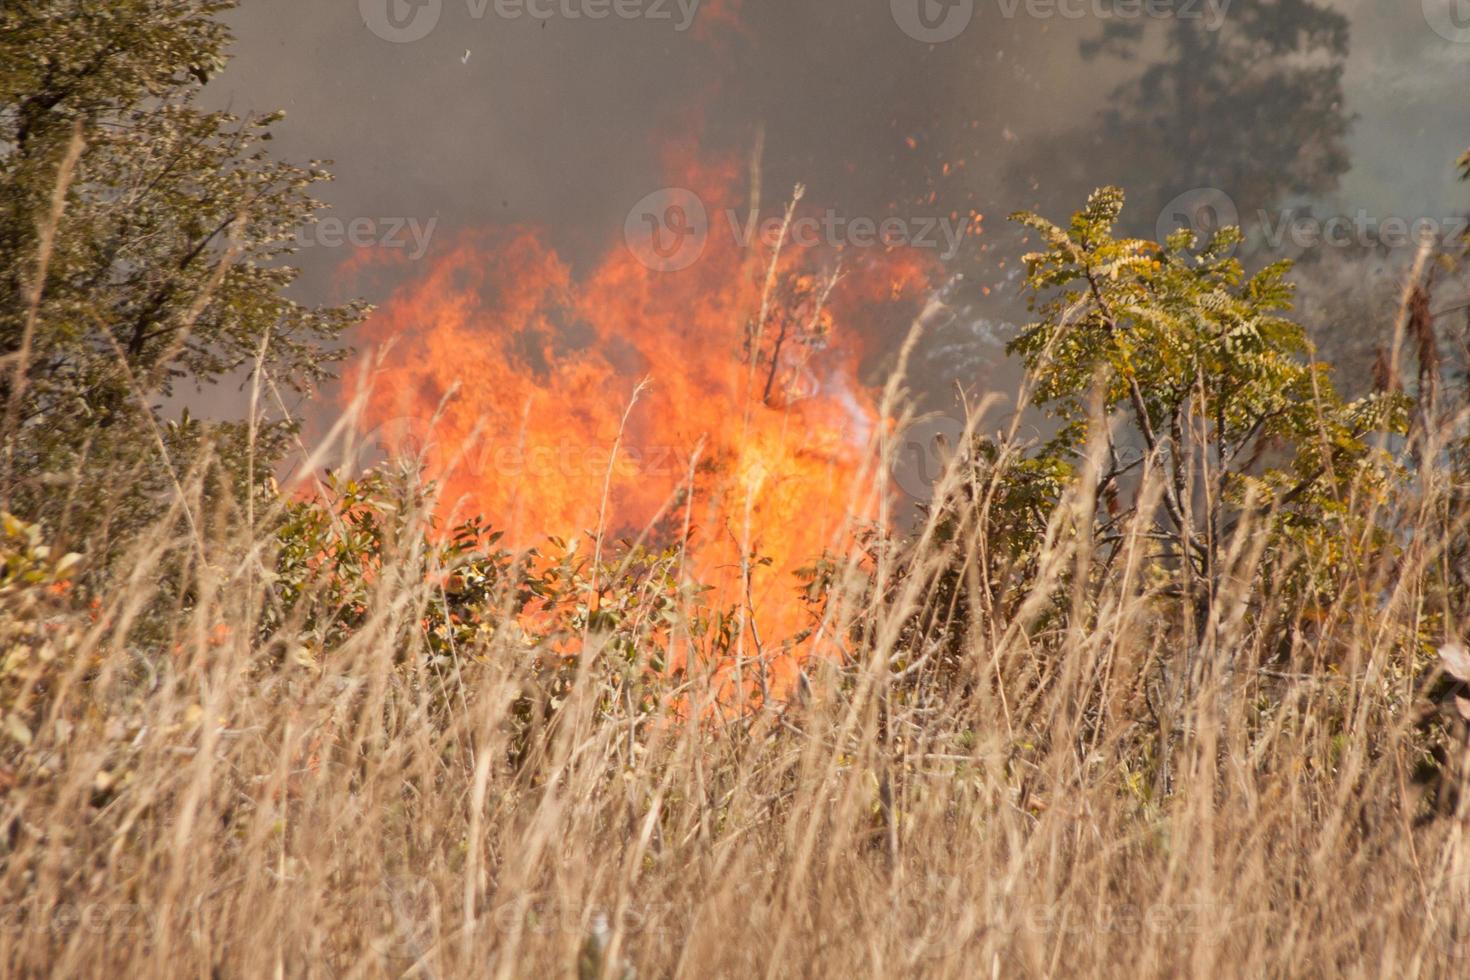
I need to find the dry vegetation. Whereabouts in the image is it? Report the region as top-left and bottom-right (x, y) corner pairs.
(6, 250), (1470, 978)
(9, 4), (1470, 977)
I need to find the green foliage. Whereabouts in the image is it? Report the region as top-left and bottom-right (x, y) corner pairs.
(0, 0), (365, 558)
(893, 188), (1413, 683)
(268, 468), (515, 661)
(1013, 187), (1404, 583)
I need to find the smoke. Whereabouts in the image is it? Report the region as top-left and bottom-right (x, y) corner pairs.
(203, 0), (1469, 417)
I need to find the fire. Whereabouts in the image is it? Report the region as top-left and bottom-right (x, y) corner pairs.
(346, 143), (937, 658)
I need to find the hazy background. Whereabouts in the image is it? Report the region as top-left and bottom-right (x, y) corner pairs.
(200, 0), (1470, 427)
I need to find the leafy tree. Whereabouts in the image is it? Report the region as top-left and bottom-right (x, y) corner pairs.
(1010, 187), (1404, 622)
(894, 189), (1409, 681)
(0, 0), (365, 560)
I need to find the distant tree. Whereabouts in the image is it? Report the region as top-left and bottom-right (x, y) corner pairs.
(0, 0), (364, 558)
(1010, 0), (1352, 237)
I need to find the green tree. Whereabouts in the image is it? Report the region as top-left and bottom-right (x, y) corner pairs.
(898, 189), (1409, 679)
(0, 0), (364, 559)
(1012, 186), (1404, 618)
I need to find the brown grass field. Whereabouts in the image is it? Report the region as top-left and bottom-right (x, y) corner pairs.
(5, 281), (1470, 978)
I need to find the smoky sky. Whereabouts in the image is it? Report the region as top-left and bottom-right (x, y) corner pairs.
(202, 0), (1470, 418)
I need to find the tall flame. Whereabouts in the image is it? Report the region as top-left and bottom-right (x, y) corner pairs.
(347, 144), (937, 651)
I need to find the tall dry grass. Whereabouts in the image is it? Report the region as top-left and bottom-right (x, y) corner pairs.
(3, 295), (1470, 980)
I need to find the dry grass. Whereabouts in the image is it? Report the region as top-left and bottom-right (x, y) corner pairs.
(4, 315), (1470, 980)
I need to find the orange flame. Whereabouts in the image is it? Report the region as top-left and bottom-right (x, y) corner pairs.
(348, 144), (937, 656)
